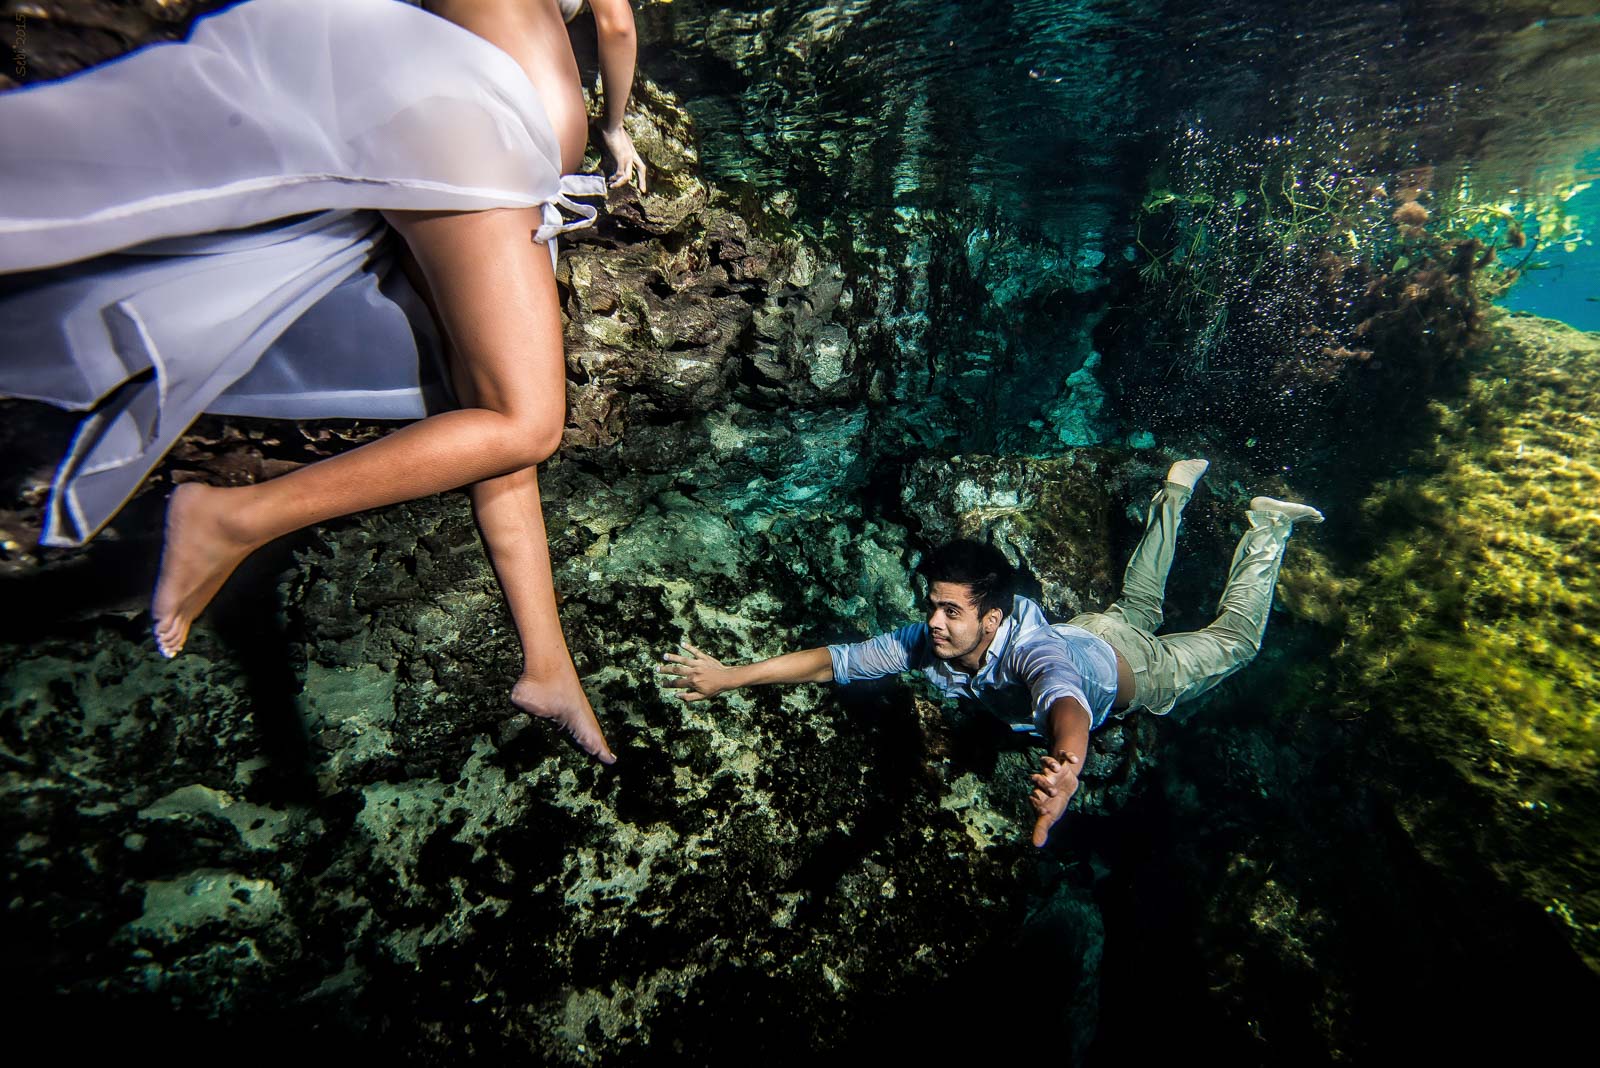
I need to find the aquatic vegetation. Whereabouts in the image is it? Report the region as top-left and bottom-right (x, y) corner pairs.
(1283, 314), (1600, 768)
(1279, 314), (1600, 970)
(1432, 173), (1593, 297)
(1108, 135), (1592, 480)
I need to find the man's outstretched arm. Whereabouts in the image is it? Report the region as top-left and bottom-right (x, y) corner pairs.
(659, 643), (833, 702)
(661, 624), (923, 702)
(1028, 695), (1092, 847)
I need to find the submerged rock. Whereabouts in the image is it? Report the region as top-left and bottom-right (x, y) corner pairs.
(0, 37), (1142, 1042)
(1100, 313), (1600, 1058)
(1282, 313), (1600, 976)
(903, 450), (1126, 617)
(1, 451), (1131, 1056)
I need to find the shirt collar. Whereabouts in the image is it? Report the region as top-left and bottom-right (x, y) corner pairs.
(981, 612), (1017, 672)
(936, 612), (1015, 683)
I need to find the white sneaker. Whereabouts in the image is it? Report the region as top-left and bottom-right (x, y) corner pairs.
(1249, 496), (1324, 524)
(1166, 458), (1210, 491)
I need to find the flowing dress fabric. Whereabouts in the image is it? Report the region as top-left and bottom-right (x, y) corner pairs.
(0, 0), (605, 546)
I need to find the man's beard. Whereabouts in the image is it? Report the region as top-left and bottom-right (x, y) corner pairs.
(932, 631), (984, 663)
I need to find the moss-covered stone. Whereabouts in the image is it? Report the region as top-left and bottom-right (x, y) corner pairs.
(12, 1), (1598, 1060)
(903, 451), (1126, 617)
(1277, 312), (1600, 973)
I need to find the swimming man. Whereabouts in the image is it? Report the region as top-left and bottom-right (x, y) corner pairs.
(657, 460), (1323, 846)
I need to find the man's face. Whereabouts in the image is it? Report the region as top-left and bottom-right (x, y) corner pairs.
(925, 581), (1000, 665)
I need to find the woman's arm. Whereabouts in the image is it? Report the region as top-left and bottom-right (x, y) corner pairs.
(587, 0), (646, 190)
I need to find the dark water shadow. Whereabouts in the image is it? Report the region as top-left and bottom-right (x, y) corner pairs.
(1084, 617), (1600, 1063)
(199, 533), (320, 805)
(782, 685), (930, 900)
(0, 490), (167, 644)
(0, 483), (320, 803)
(0, 987), (365, 1062)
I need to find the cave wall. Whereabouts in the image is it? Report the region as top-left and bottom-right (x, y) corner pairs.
(3, 1), (1599, 1061)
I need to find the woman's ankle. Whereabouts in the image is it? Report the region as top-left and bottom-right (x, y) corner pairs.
(516, 656), (581, 687)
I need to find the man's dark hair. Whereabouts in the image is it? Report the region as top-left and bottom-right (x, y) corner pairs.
(915, 540), (1015, 618)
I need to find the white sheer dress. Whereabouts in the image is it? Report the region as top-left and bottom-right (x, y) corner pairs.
(0, 0), (605, 546)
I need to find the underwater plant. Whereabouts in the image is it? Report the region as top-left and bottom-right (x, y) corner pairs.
(1103, 130), (1589, 484)
(1273, 314), (1600, 974)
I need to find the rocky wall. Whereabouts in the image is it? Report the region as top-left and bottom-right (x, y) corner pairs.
(0, 5), (1174, 1058)
(1088, 313), (1600, 1060)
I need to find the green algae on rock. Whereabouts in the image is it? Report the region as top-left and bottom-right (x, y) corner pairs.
(0, 480), (1108, 1057)
(1278, 313), (1600, 973)
(902, 451), (1125, 618)
(0, 30), (1128, 1056)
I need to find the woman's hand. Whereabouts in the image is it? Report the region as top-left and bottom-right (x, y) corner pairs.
(658, 641), (733, 701)
(599, 124), (647, 192)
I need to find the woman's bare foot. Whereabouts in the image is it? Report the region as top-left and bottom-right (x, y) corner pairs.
(151, 483), (260, 657)
(511, 671), (616, 765)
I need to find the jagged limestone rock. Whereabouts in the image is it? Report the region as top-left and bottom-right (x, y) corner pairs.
(1047, 351), (1116, 448)
(902, 451), (1124, 618)
(0, 474), (1098, 1054)
(4, 420), (1140, 1058)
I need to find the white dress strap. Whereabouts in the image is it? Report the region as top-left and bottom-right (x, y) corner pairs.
(537, 174), (610, 267)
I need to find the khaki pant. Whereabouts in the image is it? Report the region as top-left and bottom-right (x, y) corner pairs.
(1068, 482), (1295, 716)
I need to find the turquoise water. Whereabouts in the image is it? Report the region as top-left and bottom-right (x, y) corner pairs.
(1500, 155), (1600, 330)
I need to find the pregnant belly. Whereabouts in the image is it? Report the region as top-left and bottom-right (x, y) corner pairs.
(533, 80), (589, 174)
(427, 0), (589, 172)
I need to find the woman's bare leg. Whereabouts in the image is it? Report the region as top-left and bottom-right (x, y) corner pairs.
(386, 209), (616, 762)
(471, 466), (614, 763)
(152, 206), (614, 762)
(419, 216), (613, 763)
(402, 207), (614, 763)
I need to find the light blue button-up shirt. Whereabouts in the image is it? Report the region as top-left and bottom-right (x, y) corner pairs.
(827, 595), (1120, 734)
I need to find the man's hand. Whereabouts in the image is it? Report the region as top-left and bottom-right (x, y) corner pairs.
(658, 641), (733, 701)
(1028, 752), (1081, 848)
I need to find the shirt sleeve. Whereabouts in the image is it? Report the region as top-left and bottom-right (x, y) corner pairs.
(1011, 630), (1100, 731)
(827, 623), (926, 686)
